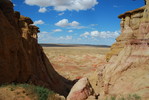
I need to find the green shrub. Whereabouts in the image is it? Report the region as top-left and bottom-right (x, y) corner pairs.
(132, 94), (141, 100)
(34, 86), (54, 100)
(18, 84), (54, 100)
(111, 96), (116, 100)
(0, 83), (54, 100)
(118, 97), (125, 100)
(108, 94), (141, 100)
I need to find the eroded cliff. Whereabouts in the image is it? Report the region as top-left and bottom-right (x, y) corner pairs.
(90, 0), (149, 100)
(0, 0), (72, 97)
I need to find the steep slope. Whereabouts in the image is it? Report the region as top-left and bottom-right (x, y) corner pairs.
(90, 0), (149, 99)
(106, 6), (146, 61)
(0, 0), (72, 97)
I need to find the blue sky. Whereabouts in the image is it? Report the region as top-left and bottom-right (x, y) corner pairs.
(12, 0), (144, 45)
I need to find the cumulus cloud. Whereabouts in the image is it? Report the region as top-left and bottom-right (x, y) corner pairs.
(71, 21), (80, 26)
(53, 29), (62, 32)
(90, 31), (99, 37)
(58, 12), (64, 16)
(38, 7), (47, 13)
(58, 36), (72, 40)
(24, 0), (98, 11)
(80, 32), (90, 38)
(68, 30), (73, 32)
(34, 20), (44, 25)
(38, 33), (74, 43)
(80, 31), (120, 38)
(91, 31), (120, 38)
(55, 19), (80, 27)
(55, 19), (69, 27)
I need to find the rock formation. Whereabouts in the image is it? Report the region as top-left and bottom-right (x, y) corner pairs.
(67, 77), (94, 100)
(106, 6), (146, 61)
(90, 0), (149, 99)
(0, 0), (73, 97)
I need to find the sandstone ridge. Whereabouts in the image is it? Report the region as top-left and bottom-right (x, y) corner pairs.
(0, 0), (72, 97)
(106, 1), (149, 61)
(89, 0), (149, 99)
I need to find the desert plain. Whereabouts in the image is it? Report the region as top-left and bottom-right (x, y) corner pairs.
(42, 44), (110, 80)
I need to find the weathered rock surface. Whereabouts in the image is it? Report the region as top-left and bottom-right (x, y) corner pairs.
(90, 0), (149, 100)
(106, 6), (145, 61)
(0, 0), (72, 96)
(67, 77), (94, 100)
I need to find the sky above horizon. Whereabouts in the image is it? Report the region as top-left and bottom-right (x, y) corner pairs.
(12, 0), (144, 45)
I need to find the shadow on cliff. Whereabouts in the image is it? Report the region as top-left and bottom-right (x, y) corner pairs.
(0, 0), (75, 97)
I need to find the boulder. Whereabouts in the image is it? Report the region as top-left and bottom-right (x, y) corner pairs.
(67, 77), (94, 100)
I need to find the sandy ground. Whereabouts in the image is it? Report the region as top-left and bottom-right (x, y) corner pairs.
(43, 46), (110, 80)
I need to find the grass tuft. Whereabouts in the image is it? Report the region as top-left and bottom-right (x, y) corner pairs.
(107, 94), (141, 100)
(0, 83), (54, 100)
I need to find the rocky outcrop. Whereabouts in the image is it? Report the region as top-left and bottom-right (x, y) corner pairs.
(106, 6), (146, 61)
(90, 0), (149, 100)
(67, 78), (94, 100)
(0, 0), (72, 96)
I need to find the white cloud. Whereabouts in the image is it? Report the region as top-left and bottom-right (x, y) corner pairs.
(68, 30), (73, 32)
(58, 36), (72, 40)
(55, 19), (80, 27)
(91, 31), (99, 37)
(34, 20), (44, 25)
(38, 7), (47, 13)
(38, 33), (74, 43)
(80, 30), (120, 38)
(58, 12), (64, 16)
(55, 19), (69, 27)
(53, 29), (62, 32)
(24, 0), (98, 11)
(40, 31), (48, 34)
(80, 32), (90, 38)
(90, 24), (98, 26)
(71, 21), (80, 26)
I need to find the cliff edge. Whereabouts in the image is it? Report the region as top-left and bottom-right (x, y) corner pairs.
(90, 0), (149, 99)
(0, 0), (72, 97)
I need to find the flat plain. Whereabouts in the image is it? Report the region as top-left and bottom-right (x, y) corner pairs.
(42, 44), (110, 80)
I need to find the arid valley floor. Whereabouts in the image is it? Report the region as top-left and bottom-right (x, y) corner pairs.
(42, 44), (110, 80)
(1, 0), (149, 100)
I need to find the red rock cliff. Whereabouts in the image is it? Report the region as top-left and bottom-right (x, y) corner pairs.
(0, 0), (72, 96)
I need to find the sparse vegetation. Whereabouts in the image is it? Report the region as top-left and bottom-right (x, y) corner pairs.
(33, 85), (54, 100)
(0, 83), (55, 100)
(132, 94), (141, 100)
(111, 96), (116, 100)
(106, 94), (141, 100)
(17, 84), (54, 100)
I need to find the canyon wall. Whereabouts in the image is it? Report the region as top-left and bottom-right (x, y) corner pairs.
(90, 1), (149, 99)
(0, 0), (72, 96)
(106, 6), (146, 61)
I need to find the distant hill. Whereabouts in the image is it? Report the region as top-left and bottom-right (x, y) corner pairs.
(40, 43), (110, 48)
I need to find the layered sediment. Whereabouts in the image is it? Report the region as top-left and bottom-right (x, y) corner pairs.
(90, 0), (149, 99)
(0, 0), (72, 96)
